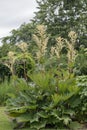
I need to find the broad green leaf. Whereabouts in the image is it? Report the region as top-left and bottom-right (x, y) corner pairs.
(69, 121), (83, 130)
(37, 111), (49, 118)
(62, 116), (71, 125)
(30, 121), (46, 130)
(63, 109), (75, 117)
(16, 113), (38, 123)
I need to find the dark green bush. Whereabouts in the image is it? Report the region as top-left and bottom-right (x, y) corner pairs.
(6, 73), (81, 129)
(74, 47), (87, 75)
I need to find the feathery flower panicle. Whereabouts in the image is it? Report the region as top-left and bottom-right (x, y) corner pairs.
(56, 36), (64, 44)
(6, 51), (16, 75)
(68, 31), (77, 38)
(36, 25), (46, 36)
(67, 49), (76, 63)
(7, 51), (16, 64)
(68, 31), (77, 44)
(33, 34), (42, 49)
(8, 51), (15, 58)
(67, 43), (76, 63)
(64, 31), (77, 63)
(33, 25), (48, 62)
(56, 37), (64, 51)
(50, 36), (64, 59)
(36, 51), (42, 60)
(50, 47), (55, 57)
(55, 49), (61, 59)
(17, 42), (28, 52)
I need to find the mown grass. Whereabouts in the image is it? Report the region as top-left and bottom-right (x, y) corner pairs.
(0, 107), (32, 130)
(0, 107), (13, 130)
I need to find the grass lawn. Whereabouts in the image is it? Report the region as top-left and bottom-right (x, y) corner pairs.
(0, 107), (31, 130)
(0, 107), (13, 130)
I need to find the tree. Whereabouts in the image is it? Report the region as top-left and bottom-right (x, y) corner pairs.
(1, 23), (36, 53)
(0, 43), (11, 58)
(33, 0), (87, 48)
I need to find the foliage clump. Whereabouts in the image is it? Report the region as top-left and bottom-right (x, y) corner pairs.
(0, 25), (85, 130)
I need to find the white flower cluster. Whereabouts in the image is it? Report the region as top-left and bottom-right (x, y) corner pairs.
(17, 42), (28, 52)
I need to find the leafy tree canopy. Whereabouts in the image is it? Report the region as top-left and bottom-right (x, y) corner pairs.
(33, 0), (87, 48)
(1, 22), (36, 45)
